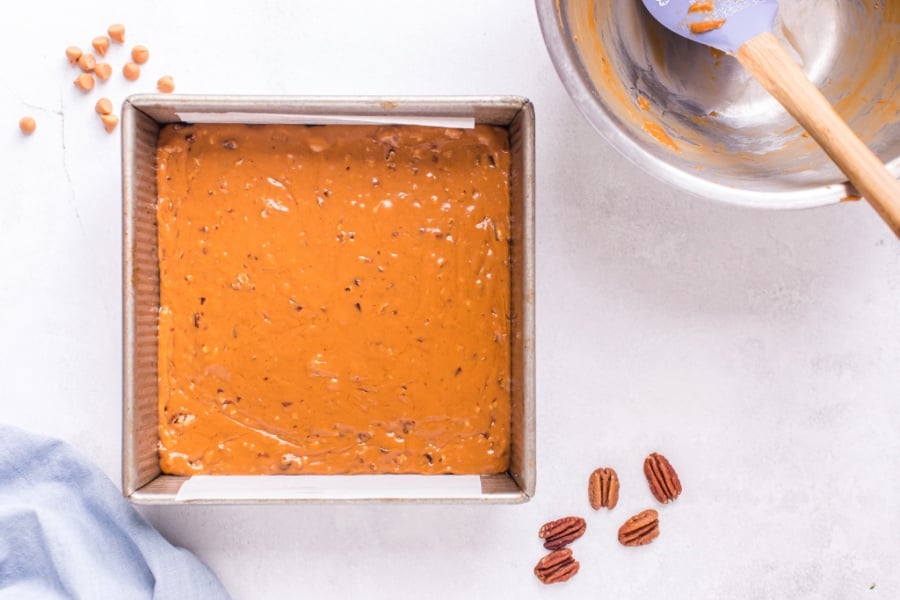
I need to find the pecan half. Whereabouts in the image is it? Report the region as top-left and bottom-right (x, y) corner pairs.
(644, 452), (682, 504)
(618, 509), (659, 547)
(534, 548), (579, 584)
(538, 516), (586, 550)
(588, 467), (619, 510)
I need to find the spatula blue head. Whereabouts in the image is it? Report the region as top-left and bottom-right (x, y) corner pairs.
(640, 0), (778, 54)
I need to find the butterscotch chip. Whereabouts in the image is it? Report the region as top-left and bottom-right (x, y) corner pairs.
(95, 97), (113, 115)
(534, 548), (579, 585)
(74, 73), (95, 92)
(618, 509), (659, 547)
(92, 36), (110, 57)
(588, 466), (619, 510)
(157, 75), (175, 93)
(77, 53), (96, 73)
(131, 45), (149, 65)
(94, 62), (112, 81)
(123, 62), (140, 81)
(644, 452), (682, 504)
(108, 23), (125, 43)
(19, 116), (36, 135)
(101, 114), (119, 133)
(65, 46), (83, 65)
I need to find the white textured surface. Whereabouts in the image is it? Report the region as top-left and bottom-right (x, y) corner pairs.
(2, 1), (898, 598)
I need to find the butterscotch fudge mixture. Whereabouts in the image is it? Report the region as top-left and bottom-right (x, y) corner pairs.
(156, 123), (512, 475)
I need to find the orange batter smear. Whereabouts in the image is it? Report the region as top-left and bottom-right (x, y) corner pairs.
(576, 2), (639, 124)
(690, 19), (727, 34)
(643, 121), (680, 151)
(156, 123), (512, 475)
(688, 1), (715, 13)
(709, 46), (726, 68)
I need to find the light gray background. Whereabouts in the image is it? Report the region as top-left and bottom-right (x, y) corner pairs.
(1, 1), (897, 598)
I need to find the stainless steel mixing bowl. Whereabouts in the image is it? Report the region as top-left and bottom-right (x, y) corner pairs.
(536, 0), (900, 208)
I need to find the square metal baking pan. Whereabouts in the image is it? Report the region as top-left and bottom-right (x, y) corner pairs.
(122, 95), (535, 504)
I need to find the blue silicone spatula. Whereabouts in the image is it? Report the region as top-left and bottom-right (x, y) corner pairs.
(641, 0), (900, 237)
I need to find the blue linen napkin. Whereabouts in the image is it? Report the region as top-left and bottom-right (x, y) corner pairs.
(0, 425), (230, 599)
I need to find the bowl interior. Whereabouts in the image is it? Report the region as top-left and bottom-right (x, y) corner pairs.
(544, 0), (900, 206)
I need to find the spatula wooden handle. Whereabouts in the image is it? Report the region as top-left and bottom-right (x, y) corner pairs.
(737, 32), (900, 237)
